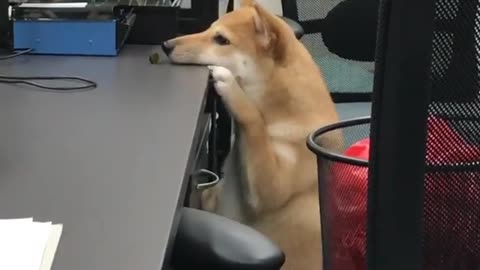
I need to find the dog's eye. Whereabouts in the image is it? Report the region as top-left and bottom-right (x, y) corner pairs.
(213, 34), (231, 46)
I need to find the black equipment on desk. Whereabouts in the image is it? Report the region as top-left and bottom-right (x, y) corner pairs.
(6, 0), (184, 47)
(11, 1), (136, 56)
(120, 0), (222, 45)
(178, 0), (219, 34)
(0, 0), (10, 49)
(115, 0), (221, 45)
(116, 0), (182, 45)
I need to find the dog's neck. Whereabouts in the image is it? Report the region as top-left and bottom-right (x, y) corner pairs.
(236, 56), (279, 105)
(236, 66), (267, 104)
(241, 64), (293, 113)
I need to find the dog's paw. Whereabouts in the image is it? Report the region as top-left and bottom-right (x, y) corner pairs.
(208, 65), (236, 96)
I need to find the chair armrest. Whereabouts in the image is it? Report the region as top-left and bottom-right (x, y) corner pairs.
(171, 207), (285, 270)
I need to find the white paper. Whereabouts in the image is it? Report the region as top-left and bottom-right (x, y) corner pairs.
(0, 217), (33, 224)
(180, 0), (191, 8)
(18, 2), (88, 9)
(0, 219), (63, 270)
(39, 224), (63, 270)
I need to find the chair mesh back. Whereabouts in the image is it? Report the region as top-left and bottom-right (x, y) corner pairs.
(423, 0), (480, 268)
(296, 0), (334, 20)
(282, 0), (374, 102)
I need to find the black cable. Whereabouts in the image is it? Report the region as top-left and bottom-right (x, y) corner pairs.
(0, 48), (98, 91)
(0, 48), (34, 60)
(0, 75), (97, 91)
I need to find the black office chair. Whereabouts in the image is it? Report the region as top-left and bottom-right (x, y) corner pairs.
(282, 0), (476, 103)
(307, 0), (480, 269)
(281, 0), (378, 62)
(280, 0), (378, 103)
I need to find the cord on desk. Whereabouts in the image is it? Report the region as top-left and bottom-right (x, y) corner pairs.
(0, 48), (98, 91)
(0, 48), (33, 60)
(0, 75), (97, 91)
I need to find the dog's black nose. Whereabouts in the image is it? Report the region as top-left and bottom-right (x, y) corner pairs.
(161, 41), (173, 56)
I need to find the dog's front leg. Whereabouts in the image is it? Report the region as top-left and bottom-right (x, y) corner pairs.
(209, 66), (294, 215)
(200, 181), (223, 213)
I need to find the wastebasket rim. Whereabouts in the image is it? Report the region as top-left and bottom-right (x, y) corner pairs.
(307, 116), (370, 167)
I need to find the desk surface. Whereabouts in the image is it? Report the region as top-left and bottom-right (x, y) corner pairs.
(0, 46), (208, 270)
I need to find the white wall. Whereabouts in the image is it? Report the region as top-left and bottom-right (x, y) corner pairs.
(233, 0), (283, 15)
(181, 0), (191, 8)
(182, 0), (283, 17)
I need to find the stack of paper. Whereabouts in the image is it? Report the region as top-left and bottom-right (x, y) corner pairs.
(0, 218), (63, 270)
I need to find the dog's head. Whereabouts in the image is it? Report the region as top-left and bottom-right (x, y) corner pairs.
(162, 0), (292, 82)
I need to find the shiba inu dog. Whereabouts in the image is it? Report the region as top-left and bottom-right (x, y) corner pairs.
(162, 1), (342, 269)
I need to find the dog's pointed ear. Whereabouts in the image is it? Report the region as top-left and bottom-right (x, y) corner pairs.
(252, 10), (271, 48)
(251, 3), (288, 61)
(240, 0), (255, 7)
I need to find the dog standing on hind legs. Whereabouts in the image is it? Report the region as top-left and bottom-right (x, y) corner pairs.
(162, 1), (342, 269)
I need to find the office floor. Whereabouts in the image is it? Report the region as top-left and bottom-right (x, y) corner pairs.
(336, 102), (371, 120)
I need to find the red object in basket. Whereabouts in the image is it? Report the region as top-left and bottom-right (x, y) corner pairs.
(328, 116), (480, 270)
(329, 138), (369, 270)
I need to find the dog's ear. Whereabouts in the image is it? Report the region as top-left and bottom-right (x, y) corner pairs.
(240, 0), (255, 7)
(251, 3), (288, 61)
(252, 9), (271, 48)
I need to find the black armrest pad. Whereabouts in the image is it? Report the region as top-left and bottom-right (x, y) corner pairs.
(279, 16), (304, 39)
(322, 0), (379, 61)
(172, 208), (285, 270)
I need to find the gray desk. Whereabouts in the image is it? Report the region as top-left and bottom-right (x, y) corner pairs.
(0, 45), (209, 270)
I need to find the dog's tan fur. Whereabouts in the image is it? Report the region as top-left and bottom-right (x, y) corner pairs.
(164, 1), (341, 269)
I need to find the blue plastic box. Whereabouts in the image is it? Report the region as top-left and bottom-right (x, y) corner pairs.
(13, 18), (131, 56)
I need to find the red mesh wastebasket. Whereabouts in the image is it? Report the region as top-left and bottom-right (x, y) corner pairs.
(307, 116), (370, 270)
(307, 115), (480, 270)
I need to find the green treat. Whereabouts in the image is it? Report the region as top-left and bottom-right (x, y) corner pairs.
(149, 53), (161, 64)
